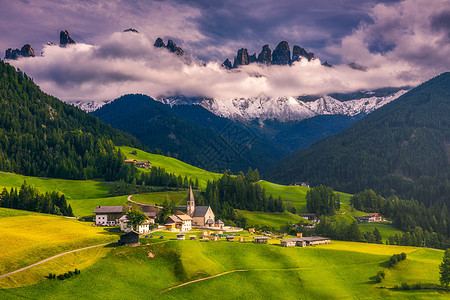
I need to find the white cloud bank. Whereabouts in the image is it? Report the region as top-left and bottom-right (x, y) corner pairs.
(8, 0), (450, 102)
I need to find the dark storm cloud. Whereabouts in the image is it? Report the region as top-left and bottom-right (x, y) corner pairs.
(3, 0), (450, 103)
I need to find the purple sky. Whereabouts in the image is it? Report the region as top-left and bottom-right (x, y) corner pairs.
(1, 0), (449, 101)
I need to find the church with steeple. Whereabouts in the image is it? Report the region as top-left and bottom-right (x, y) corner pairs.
(186, 186), (215, 227)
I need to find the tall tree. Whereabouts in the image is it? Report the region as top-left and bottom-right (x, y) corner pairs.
(440, 249), (450, 287)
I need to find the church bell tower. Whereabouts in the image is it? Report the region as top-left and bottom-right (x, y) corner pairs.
(187, 186), (195, 217)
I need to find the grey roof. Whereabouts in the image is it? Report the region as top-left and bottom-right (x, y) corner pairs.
(164, 215), (181, 225)
(193, 206), (211, 217)
(215, 219), (224, 224)
(281, 236), (330, 242)
(254, 236), (270, 240)
(93, 206), (124, 214)
(206, 218), (214, 224)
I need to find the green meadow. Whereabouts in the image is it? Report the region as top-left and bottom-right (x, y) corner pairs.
(0, 211), (120, 288)
(236, 210), (306, 228)
(0, 172), (112, 200)
(359, 223), (404, 242)
(130, 190), (190, 206)
(1, 239), (446, 299)
(119, 146), (222, 189)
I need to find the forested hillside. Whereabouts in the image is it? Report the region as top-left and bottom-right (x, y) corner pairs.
(268, 72), (450, 206)
(93, 94), (288, 173)
(0, 61), (141, 180)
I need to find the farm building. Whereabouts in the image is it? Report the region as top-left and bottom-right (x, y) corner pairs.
(177, 233), (186, 240)
(280, 236), (331, 247)
(254, 236), (270, 244)
(93, 205), (124, 226)
(119, 231), (140, 246)
(299, 213), (318, 222)
(138, 204), (159, 222)
(186, 186), (215, 227)
(226, 236), (235, 242)
(357, 213), (383, 222)
(135, 161), (151, 169)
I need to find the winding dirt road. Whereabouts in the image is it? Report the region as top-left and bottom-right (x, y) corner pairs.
(0, 242), (112, 279)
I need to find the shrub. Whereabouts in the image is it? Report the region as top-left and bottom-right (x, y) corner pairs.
(413, 283), (421, 289)
(401, 252), (407, 260)
(68, 271), (74, 276)
(57, 275), (65, 280)
(401, 282), (410, 290)
(63, 273), (70, 279)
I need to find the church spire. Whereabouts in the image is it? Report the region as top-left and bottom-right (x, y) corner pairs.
(187, 186), (195, 217)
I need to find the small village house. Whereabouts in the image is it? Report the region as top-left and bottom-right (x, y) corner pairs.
(135, 161), (151, 169)
(119, 215), (151, 234)
(93, 206), (124, 226)
(356, 213), (383, 222)
(164, 214), (192, 232)
(300, 213), (319, 223)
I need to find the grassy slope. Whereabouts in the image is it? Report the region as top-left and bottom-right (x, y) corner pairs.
(236, 210), (305, 228)
(359, 223), (404, 242)
(119, 146), (222, 189)
(258, 180), (353, 213)
(130, 191), (190, 206)
(0, 212), (119, 284)
(2, 240), (445, 299)
(0, 172), (112, 200)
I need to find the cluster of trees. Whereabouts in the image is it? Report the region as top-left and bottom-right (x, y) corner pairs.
(306, 185), (340, 215)
(351, 189), (450, 236)
(136, 167), (199, 189)
(386, 230), (450, 250)
(200, 170), (283, 224)
(47, 269), (80, 281)
(388, 252), (407, 268)
(315, 216), (382, 243)
(0, 182), (73, 216)
(0, 61), (141, 181)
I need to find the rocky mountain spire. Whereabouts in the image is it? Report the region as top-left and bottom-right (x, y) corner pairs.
(233, 48), (249, 68)
(257, 44), (272, 64)
(60, 30), (76, 46)
(272, 41), (291, 65)
(154, 37), (165, 48)
(222, 58), (232, 70)
(4, 44), (35, 60)
(292, 45), (314, 62)
(166, 39), (184, 56)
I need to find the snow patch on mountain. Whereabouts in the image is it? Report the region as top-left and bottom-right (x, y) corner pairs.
(191, 90), (408, 122)
(68, 100), (111, 112)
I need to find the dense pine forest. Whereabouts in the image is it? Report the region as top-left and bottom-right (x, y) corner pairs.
(268, 72), (450, 207)
(0, 61), (141, 180)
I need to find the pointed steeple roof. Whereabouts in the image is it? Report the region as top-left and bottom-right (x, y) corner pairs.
(188, 186), (195, 202)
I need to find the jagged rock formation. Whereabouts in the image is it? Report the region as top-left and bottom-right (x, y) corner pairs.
(154, 38), (165, 48)
(224, 41), (322, 69)
(257, 45), (272, 64)
(60, 30), (76, 46)
(322, 61), (332, 68)
(222, 58), (232, 70)
(233, 48), (249, 67)
(292, 45), (314, 62)
(123, 28), (139, 33)
(4, 44), (35, 60)
(272, 41), (291, 65)
(154, 38), (184, 56)
(166, 39), (184, 55)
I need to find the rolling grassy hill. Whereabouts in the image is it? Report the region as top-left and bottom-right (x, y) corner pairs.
(1, 238), (445, 298)
(0, 210), (119, 288)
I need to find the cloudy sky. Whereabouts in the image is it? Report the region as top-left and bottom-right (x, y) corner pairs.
(1, 0), (449, 101)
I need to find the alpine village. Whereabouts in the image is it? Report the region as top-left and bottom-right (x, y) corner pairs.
(1, 1), (450, 299)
